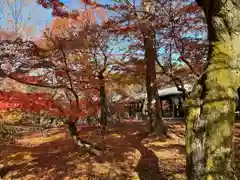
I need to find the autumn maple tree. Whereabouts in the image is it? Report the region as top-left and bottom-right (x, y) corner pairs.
(0, 10), (104, 152)
(0, 0), (239, 179)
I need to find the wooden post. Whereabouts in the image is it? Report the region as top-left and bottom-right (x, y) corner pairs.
(172, 97), (175, 118)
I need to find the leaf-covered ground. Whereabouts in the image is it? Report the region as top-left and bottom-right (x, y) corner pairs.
(0, 121), (239, 180)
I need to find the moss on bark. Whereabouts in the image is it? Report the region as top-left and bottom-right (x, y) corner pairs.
(202, 41), (239, 180)
(185, 1), (240, 179)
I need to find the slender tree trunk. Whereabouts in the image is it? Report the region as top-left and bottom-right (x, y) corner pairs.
(99, 73), (108, 127)
(185, 0), (240, 179)
(99, 71), (108, 147)
(67, 121), (101, 154)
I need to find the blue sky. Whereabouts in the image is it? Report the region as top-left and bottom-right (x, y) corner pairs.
(0, 0), (88, 37)
(24, 0), (122, 37)
(0, 0), (199, 36)
(27, 0), (83, 36)
(0, 0), (204, 62)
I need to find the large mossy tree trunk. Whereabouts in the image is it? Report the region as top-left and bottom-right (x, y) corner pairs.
(142, 0), (167, 135)
(186, 0), (240, 179)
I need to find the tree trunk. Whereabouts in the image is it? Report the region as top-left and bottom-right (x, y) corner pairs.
(185, 82), (204, 179)
(99, 72), (108, 147)
(141, 0), (167, 135)
(143, 26), (167, 135)
(99, 73), (108, 127)
(67, 121), (101, 154)
(185, 0), (240, 179)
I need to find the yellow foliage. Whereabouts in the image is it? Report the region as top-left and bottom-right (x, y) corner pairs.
(18, 132), (65, 145)
(68, 53), (86, 62)
(6, 152), (35, 166)
(0, 109), (23, 124)
(111, 133), (121, 138)
(1, 110), (23, 124)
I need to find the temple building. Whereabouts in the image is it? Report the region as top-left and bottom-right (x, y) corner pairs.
(157, 84), (192, 118)
(119, 84), (240, 119)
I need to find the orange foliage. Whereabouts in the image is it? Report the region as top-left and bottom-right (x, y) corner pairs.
(0, 30), (20, 41)
(109, 24), (136, 34)
(179, 3), (200, 14)
(0, 91), (99, 121)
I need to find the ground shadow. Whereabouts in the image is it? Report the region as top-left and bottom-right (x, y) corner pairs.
(102, 122), (186, 180)
(0, 121), (186, 179)
(0, 137), (87, 179)
(108, 123), (166, 180)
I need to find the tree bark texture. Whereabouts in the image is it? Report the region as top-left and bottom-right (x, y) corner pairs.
(99, 71), (108, 148)
(99, 72), (108, 128)
(185, 0), (240, 179)
(67, 121), (101, 154)
(142, 0), (167, 135)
